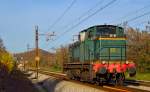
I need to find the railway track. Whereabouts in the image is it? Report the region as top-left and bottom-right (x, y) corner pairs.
(137, 80), (150, 87)
(125, 79), (150, 87)
(28, 69), (150, 92)
(38, 70), (129, 92)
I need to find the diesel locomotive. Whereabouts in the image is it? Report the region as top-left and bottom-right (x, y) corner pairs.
(63, 25), (136, 85)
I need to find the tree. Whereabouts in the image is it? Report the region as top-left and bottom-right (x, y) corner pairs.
(55, 45), (69, 68)
(0, 37), (6, 60)
(0, 37), (5, 51)
(126, 27), (150, 72)
(0, 37), (14, 73)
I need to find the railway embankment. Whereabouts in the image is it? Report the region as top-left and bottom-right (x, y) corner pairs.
(27, 71), (107, 92)
(0, 69), (40, 92)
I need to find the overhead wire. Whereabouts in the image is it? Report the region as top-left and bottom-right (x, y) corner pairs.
(44, 0), (76, 50)
(52, 0), (105, 34)
(47, 0), (76, 32)
(75, 0), (105, 21)
(51, 0), (117, 47)
(126, 11), (150, 23)
(46, 0), (106, 49)
(109, 4), (150, 24)
(131, 20), (149, 27)
(57, 0), (117, 39)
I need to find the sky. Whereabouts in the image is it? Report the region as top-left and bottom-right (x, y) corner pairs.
(0, 0), (150, 53)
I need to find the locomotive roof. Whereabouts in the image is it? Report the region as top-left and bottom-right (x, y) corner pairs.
(80, 25), (123, 33)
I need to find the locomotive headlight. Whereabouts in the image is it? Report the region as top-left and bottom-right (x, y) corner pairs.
(102, 61), (106, 64)
(126, 61), (129, 64)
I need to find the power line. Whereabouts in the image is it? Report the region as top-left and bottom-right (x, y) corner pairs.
(117, 11), (150, 27)
(58, 0), (117, 39)
(52, 0), (105, 34)
(52, 0), (117, 47)
(77, 0), (105, 21)
(109, 4), (150, 24)
(48, 0), (76, 31)
(126, 11), (150, 23)
(119, 11), (150, 34)
(45, 0), (106, 48)
(131, 20), (149, 27)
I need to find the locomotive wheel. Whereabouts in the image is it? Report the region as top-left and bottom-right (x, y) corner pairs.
(114, 73), (119, 86)
(66, 70), (74, 79)
(95, 76), (100, 86)
(105, 73), (112, 84)
(95, 74), (103, 86)
(121, 73), (125, 81)
(80, 70), (89, 82)
(95, 81), (100, 86)
(115, 73), (124, 86)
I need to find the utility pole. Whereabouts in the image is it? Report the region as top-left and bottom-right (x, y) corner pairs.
(34, 25), (55, 79)
(35, 26), (40, 79)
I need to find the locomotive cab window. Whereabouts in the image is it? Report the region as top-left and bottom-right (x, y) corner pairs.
(116, 27), (124, 37)
(96, 26), (116, 37)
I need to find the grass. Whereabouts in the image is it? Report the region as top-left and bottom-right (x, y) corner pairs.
(126, 72), (150, 81)
(40, 65), (62, 73)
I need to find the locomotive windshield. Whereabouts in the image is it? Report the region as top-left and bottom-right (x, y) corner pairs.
(96, 27), (116, 37)
(80, 25), (125, 40)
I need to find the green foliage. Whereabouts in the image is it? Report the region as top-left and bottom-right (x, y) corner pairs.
(40, 64), (62, 73)
(51, 65), (62, 72)
(126, 72), (150, 81)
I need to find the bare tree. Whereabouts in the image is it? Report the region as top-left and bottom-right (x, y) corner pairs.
(126, 27), (150, 72)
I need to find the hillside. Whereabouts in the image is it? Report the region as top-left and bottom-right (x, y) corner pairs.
(14, 49), (56, 67)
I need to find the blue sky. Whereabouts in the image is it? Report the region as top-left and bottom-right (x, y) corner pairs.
(0, 0), (150, 53)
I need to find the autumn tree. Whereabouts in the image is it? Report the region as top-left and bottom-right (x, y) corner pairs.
(126, 27), (150, 72)
(0, 37), (15, 73)
(55, 45), (69, 68)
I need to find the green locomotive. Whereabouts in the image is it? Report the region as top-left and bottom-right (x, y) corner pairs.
(63, 25), (136, 85)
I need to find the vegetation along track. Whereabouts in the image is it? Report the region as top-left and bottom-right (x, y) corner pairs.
(29, 69), (149, 92)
